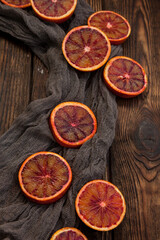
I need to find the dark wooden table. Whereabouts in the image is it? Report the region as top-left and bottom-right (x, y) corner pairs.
(0, 0), (159, 239)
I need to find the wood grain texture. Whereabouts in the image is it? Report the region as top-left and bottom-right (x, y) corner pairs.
(86, 0), (102, 11)
(0, 35), (32, 136)
(103, 0), (160, 239)
(31, 56), (48, 101)
(0, 0), (159, 239)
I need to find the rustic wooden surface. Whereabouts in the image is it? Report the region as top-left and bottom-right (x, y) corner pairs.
(0, 0), (160, 239)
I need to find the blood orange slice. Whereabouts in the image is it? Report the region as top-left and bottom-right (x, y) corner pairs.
(103, 56), (147, 98)
(50, 227), (88, 240)
(18, 152), (72, 204)
(75, 180), (126, 231)
(88, 11), (131, 45)
(50, 102), (97, 148)
(30, 0), (77, 23)
(62, 26), (111, 71)
(0, 0), (31, 8)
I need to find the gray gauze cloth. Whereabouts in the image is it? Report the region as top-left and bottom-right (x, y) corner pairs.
(0, 1), (122, 239)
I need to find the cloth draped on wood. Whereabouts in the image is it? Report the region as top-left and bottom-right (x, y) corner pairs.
(0, 1), (122, 239)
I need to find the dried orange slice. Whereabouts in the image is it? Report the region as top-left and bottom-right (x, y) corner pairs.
(0, 0), (31, 8)
(50, 227), (88, 240)
(103, 56), (147, 98)
(30, 0), (77, 23)
(75, 180), (126, 231)
(88, 11), (131, 45)
(62, 25), (111, 71)
(50, 102), (97, 148)
(18, 152), (72, 204)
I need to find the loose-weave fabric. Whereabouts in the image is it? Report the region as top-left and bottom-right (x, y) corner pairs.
(0, 1), (122, 239)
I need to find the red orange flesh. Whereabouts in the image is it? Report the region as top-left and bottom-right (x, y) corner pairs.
(30, 0), (77, 23)
(103, 56), (147, 98)
(18, 152), (72, 204)
(75, 180), (126, 231)
(62, 25), (111, 71)
(88, 11), (131, 45)
(50, 102), (97, 148)
(1, 0), (31, 8)
(50, 227), (88, 240)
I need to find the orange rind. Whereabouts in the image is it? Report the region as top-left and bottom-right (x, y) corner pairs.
(88, 10), (131, 45)
(30, 0), (77, 23)
(103, 56), (147, 98)
(50, 102), (97, 148)
(75, 180), (126, 231)
(62, 25), (111, 71)
(18, 151), (72, 204)
(50, 227), (88, 240)
(1, 0), (31, 8)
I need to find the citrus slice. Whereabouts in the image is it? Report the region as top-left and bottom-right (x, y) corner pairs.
(18, 152), (72, 204)
(103, 56), (147, 98)
(88, 11), (131, 45)
(75, 180), (126, 231)
(50, 227), (88, 240)
(30, 0), (77, 23)
(0, 0), (31, 8)
(50, 102), (97, 148)
(62, 25), (111, 71)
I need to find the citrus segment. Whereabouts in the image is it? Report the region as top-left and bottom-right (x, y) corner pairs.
(88, 11), (131, 45)
(75, 180), (126, 231)
(103, 56), (147, 98)
(18, 152), (72, 204)
(0, 0), (31, 8)
(50, 102), (97, 148)
(30, 0), (77, 23)
(62, 26), (111, 71)
(50, 227), (88, 240)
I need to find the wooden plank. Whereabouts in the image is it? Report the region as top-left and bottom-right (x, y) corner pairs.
(86, 0), (102, 11)
(31, 56), (48, 101)
(0, 34), (32, 136)
(103, 0), (160, 239)
(0, 1), (158, 240)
